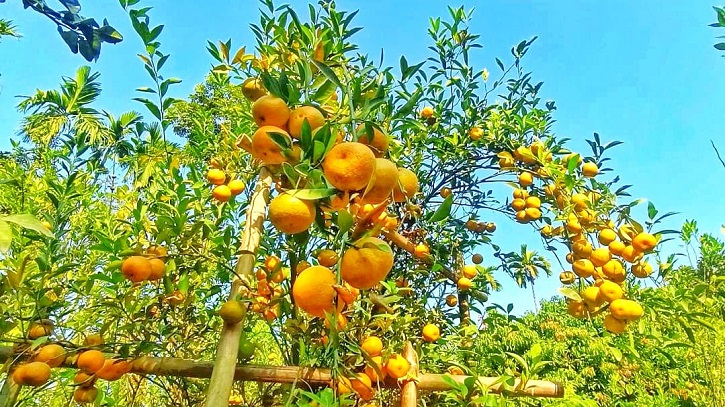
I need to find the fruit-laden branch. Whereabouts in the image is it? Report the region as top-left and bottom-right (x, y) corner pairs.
(206, 167), (273, 407)
(0, 347), (564, 398)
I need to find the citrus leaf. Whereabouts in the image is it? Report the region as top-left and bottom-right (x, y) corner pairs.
(1, 214), (53, 238)
(428, 194), (453, 222)
(287, 188), (336, 200)
(0, 221), (11, 253)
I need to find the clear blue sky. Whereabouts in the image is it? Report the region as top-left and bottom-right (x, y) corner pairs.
(1, 1), (724, 313)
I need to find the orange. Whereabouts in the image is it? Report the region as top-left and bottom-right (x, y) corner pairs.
(241, 77), (267, 101)
(567, 218), (582, 234)
(457, 277), (473, 291)
(559, 271), (576, 285)
(84, 334), (103, 347)
(364, 356), (387, 382)
(440, 187), (452, 198)
(27, 319), (53, 339)
(511, 198), (526, 211)
(598, 281), (624, 303)
(515, 210), (528, 223)
(95, 359), (131, 381)
(393, 168), (419, 202)
(462, 265), (477, 279)
(219, 300), (245, 325)
(446, 294), (458, 307)
(227, 179), (246, 196)
(361, 336), (384, 356)
(608, 240), (626, 256)
(206, 169), (226, 185)
(268, 192), (316, 235)
(360, 158), (398, 204)
(525, 196), (541, 209)
(469, 127), (483, 140)
(631, 261), (653, 278)
(34, 344), (65, 368)
(349, 373), (374, 400)
(212, 185), (232, 202)
(147, 258), (165, 281)
(581, 286), (604, 308)
(524, 207), (541, 221)
(385, 354), (410, 379)
(620, 245), (642, 263)
(563, 152), (582, 166)
(512, 188), (529, 199)
(12, 362), (51, 386)
(603, 314), (627, 334)
(292, 266), (336, 318)
(77, 350), (105, 373)
(571, 193), (589, 210)
(121, 256), (151, 283)
(322, 142), (376, 191)
(486, 222), (497, 232)
(518, 172), (534, 187)
(73, 371), (94, 386)
(513, 146), (536, 164)
(598, 229), (617, 245)
(287, 105), (325, 138)
(251, 95), (290, 127)
(422, 323), (441, 342)
(73, 386), (99, 403)
(252, 126), (290, 165)
(356, 124), (389, 157)
(589, 248), (611, 267)
(413, 243), (429, 257)
(572, 259), (595, 278)
(582, 162), (599, 177)
(609, 299), (644, 321)
(632, 233), (657, 253)
(420, 106), (435, 118)
(147, 245), (168, 258)
(567, 300), (588, 319)
(497, 151), (515, 168)
(341, 238), (394, 289)
(572, 240), (593, 258)
(317, 249), (338, 267)
(543, 184), (557, 197)
(472, 254), (483, 264)
(602, 259), (626, 283)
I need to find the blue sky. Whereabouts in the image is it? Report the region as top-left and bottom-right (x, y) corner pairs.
(1, 1), (724, 313)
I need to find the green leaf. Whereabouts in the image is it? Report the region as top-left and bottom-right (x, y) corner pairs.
(310, 60), (342, 90)
(428, 194), (453, 222)
(287, 188), (336, 200)
(336, 210), (354, 236)
(1, 214), (53, 237)
(0, 221), (11, 253)
(647, 201), (657, 220)
(558, 287), (581, 301)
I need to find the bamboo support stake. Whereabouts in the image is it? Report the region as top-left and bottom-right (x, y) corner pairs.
(0, 346), (564, 398)
(400, 342), (419, 407)
(205, 167), (273, 407)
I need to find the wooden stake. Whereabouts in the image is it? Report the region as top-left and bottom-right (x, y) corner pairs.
(205, 167), (273, 407)
(400, 342), (419, 407)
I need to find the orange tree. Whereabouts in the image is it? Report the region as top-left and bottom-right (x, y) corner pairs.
(0, 0), (674, 406)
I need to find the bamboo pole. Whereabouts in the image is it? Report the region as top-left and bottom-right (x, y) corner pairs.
(400, 342), (419, 407)
(0, 346), (564, 398)
(205, 167), (273, 407)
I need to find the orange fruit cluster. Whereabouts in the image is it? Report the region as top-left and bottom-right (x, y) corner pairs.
(120, 245), (167, 283)
(246, 255), (287, 322)
(206, 168), (245, 203)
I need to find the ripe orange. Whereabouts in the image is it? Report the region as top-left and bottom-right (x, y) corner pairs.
(349, 373), (374, 400)
(462, 265), (477, 279)
(364, 355), (387, 382)
(95, 359), (131, 381)
(603, 314), (627, 334)
(589, 248), (612, 267)
(469, 127), (483, 140)
(73, 371), (94, 386)
(631, 261), (653, 278)
(598, 229), (617, 245)
(559, 271), (576, 285)
(77, 350), (105, 373)
(572, 240), (593, 258)
(497, 151), (515, 168)
(356, 124), (389, 157)
(518, 172), (534, 187)
(360, 158), (398, 204)
(620, 245), (642, 263)
(147, 245), (168, 258)
(515, 210), (528, 223)
(566, 218), (582, 234)
(414, 242), (429, 257)
(121, 256), (152, 283)
(206, 169), (226, 185)
(581, 286), (603, 308)
(439, 187), (452, 198)
(393, 168), (420, 202)
(511, 198), (526, 211)
(34, 344), (65, 368)
(73, 386), (98, 403)
(632, 233), (657, 253)
(227, 179), (246, 196)
(598, 281), (624, 303)
(212, 185), (232, 202)
(602, 259), (626, 283)
(525, 196), (541, 209)
(486, 222), (497, 232)
(422, 323), (441, 342)
(472, 254), (483, 264)
(268, 193), (316, 235)
(512, 188), (529, 199)
(12, 362), (51, 386)
(385, 354), (410, 379)
(446, 294), (458, 307)
(457, 277), (473, 291)
(608, 240), (626, 256)
(571, 193), (589, 210)
(27, 319), (53, 339)
(252, 126), (290, 165)
(287, 105), (325, 138)
(420, 106), (435, 118)
(252, 95), (290, 128)
(322, 142), (376, 191)
(361, 336), (383, 356)
(572, 259), (595, 278)
(513, 146), (536, 164)
(341, 237), (394, 289)
(147, 258), (165, 281)
(567, 300), (588, 319)
(609, 299), (644, 321)
(316, 249), (338, 267)
(241, 77), (267, 101)
(292, 266), (336, 318)
(582, 162), (599, 177)
(524, 207), (542, 221)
